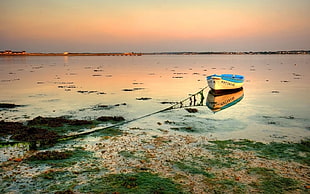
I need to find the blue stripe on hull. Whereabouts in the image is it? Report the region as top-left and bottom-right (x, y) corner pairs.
(206, 94), (244, 113)
(220, 94), (244, 111)
(207, 74), (244, 84)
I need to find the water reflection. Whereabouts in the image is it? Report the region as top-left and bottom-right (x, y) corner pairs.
(206, 88), (244, 113)
(169, 87), (244, 113)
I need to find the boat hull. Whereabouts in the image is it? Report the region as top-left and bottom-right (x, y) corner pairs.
(207, 74), (244, 90)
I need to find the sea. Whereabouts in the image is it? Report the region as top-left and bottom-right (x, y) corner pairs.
(1, 54), (309, 144)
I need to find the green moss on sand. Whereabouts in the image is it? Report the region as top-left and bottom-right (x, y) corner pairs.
(248, 167), (300, 193)
(174, 161), (215, 178)
(80, 172), (184, 193)
(209, 139), (310, 165)
(26, 147), (95, 167)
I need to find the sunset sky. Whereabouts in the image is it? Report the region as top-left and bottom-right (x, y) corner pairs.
(1, 0), (309, 52)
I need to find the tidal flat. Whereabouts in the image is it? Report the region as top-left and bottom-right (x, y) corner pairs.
(0, 126), (309, 193)
(1, 55), (310, 193)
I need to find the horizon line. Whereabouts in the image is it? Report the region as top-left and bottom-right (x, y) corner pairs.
(1, 49), (310, 55)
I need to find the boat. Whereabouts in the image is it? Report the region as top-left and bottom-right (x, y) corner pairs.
(206, 88), (244, 113)
(207, 74), (244, 91)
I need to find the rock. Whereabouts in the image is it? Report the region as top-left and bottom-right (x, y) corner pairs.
(96, 116), (125, 122)
(11, 127), (60, 143)
(164, 120), (175, 124)
(27, 116), (93, 127)
(185, 108), (198, 113)
(13, 158), (23, 162)
(122, 89), (134, 91)
(136, 97), (152, 101)
(27, 150), (73, 161)
(160, 101), (176, 105)
(0, 120), (60, 143)
(0, 103), (21, 109)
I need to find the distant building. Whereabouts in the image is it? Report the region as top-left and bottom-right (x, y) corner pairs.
(122, 52), (142, 56)
(0, 50), (26, 55)
(13, 51), (26, 54)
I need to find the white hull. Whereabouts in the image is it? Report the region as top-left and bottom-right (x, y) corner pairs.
(207, 79), (243, 90)
(207, 74), (244, 90)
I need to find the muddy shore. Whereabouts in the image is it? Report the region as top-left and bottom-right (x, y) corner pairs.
(0, 117), (309, 193)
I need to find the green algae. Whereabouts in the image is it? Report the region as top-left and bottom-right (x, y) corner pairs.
(36, 170), (77, 180)
(174, 161), (215, 178)
(25, 147), (95, 168)
(33, 166), (106, 193)
(26, 147), (105, 193)
(27, 150), (73, 161)
(198, 156), (243, 169)
(0, 120), (60, 145)
(209, 179), (246, 194)
(1, 137), (308, 193)
(208, 139), (310, 165)
(27, 116), (96, 134)
(248, 167), (300, 193)
(26, 116), (124, 139)
(258, 141), (310, 165)
(173, 160), (247, 193)
(0, 142), (30, 148)
(79, 172), (185, 193)
(0, 116), (125, 147)
(33, 170), (79, 193)
(206, 141), (233, 156)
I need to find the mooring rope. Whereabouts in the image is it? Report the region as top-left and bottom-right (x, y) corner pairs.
(59, 85), (209, 141)
(1, 86), (209, 145)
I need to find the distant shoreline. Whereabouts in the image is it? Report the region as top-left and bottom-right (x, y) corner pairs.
(0, 50), (309, 56)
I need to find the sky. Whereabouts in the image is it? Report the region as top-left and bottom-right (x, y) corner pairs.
(1, 0), (309, 52)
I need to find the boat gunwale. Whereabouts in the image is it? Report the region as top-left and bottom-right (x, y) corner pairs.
(207, 74), (244, 84)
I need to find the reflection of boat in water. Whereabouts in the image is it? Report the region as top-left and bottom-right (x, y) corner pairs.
(207, 74), (244, 90)
(169, 86), (244, 113)
(206, 88), (244, 113)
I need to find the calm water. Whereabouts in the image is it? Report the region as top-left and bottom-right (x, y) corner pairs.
(0, 55), (309, 142)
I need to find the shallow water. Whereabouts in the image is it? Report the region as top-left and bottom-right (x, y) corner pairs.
(0, 55), (309, 142)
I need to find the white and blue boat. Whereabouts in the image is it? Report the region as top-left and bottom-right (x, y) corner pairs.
(207, 74), (244, 91)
